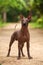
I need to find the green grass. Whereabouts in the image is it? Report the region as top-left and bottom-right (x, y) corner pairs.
(0, 64), (2, 65)
(30, 22), (43, 28)
(0, 22), (6, 27)
(0, 22), (9, 27)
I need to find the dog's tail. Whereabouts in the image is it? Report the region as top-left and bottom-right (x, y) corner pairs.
(14, 24), (17, 30)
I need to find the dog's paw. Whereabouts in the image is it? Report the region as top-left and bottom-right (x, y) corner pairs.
(17, 57), (21, 60)
(7, 54), (9, 57)
(28, 56), (33, 59)
(22, 54), (25, 57)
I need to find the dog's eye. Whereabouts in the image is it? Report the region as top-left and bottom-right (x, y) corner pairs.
(26, 19), (28, 22)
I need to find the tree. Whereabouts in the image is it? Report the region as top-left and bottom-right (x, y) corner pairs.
(0, 0), (10, 22)
(1, 0), (43, 22)
(0, 0), (30, 22)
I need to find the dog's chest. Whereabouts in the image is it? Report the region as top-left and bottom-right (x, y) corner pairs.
(17, 30), (29, 42)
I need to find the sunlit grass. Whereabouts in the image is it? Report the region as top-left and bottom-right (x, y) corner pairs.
(30, 22), (43, 28)
(0, 22), (5, 27)
(0, 22), (9, 27)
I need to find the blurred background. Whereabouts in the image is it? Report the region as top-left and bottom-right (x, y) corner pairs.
(0, 0), (43, 28)
(0, 1), (43, 65)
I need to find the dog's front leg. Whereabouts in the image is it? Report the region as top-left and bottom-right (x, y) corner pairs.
(21, 44), (25, 57)
(26, 41), (32, 59)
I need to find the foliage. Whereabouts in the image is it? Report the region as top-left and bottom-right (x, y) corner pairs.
(0, 0), (31, 22)
(30, 16), (43, 28)
(0, 0), (43, 28)
(30, 22), (43, 28)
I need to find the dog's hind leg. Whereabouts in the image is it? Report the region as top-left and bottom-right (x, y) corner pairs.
(7, 35), (15, 57)
(17, 43), (21, 59)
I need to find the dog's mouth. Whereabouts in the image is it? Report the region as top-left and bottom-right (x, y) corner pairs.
(23, 23), (28, 26)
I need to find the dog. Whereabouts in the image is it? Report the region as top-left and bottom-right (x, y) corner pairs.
(7, 14), (32, 59)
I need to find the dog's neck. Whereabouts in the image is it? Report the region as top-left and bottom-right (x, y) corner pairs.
(21, 25), (28, 34)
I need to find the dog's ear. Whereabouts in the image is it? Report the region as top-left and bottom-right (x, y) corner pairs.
(27, 15), (31, 20)
(27, 11), (32, 20)
(27, 14), (31, 22)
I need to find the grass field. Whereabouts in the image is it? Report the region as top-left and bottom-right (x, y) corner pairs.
(0, 22), (6, 27)
(30, 22), (43, 28)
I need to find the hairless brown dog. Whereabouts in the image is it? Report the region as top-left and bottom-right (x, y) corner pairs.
(7, 14), (32, 59)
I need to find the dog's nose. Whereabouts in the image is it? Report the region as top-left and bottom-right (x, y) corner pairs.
(23, 23), (26, 25)
(23, 22), (26, 26)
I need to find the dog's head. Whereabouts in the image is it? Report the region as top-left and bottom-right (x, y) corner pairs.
(20, 14), (31, 27)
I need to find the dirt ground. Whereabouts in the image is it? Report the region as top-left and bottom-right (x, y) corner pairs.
(0, 23), (43, 65)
